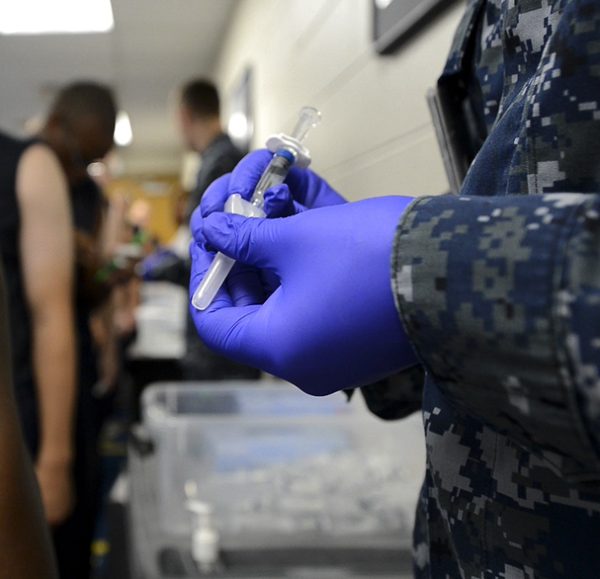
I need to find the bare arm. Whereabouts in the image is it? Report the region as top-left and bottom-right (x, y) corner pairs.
(0, 264), (57, 578)
(90, 296), (119, 395)
(17, 144), (76, 524)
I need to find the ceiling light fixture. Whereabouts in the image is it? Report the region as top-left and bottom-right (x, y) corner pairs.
(114, 111), (133, 147)
(0, 0), (114, 35)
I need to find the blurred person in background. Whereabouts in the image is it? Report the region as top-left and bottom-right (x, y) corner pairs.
(178, 79), (245, 218)
(97, 192), (141, 354)
(0, 102), (76, 569)
(39, 81), (120, 579)
(141, 79), (259, 381)
(169, 189), (193, 258)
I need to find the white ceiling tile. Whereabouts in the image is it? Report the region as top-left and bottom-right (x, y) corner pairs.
(0, 0), (238, 173)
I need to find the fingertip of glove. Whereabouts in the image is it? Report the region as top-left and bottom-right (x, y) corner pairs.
(202, 212), (239, 247)
(263, 183), (289, 198)
(263, 183), (293, 217)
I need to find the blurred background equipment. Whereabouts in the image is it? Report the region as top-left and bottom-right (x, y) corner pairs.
(127, 382), (423, 578)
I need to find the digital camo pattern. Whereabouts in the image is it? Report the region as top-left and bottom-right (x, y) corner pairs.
(395, 194), (600, 578)
(388, 0), (600, 577)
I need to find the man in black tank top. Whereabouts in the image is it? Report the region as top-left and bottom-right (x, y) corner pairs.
(38, 82), (117, 579)
(0, 81), (117, 579)
(0, 128), (77, 565)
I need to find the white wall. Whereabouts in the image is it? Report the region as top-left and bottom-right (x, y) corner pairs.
(215, 0), (465, 201)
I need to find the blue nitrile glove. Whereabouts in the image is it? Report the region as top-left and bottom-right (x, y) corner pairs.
(192, 151), (347, 297)
(139, 248), (180, 281)
(189, 196), (417, 395)
(199, 149), (346, 219)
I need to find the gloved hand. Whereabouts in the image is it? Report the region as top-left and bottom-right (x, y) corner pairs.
(189, 196), (417, 395)
(138, 248), (180, 281)
(199, 149), (346, 220)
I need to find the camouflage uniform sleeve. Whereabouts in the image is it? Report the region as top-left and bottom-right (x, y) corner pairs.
(393, 192), (600, 478)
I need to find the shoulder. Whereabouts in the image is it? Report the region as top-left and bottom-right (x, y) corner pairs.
(201, 138), (241, 176)
(218, 136), (244, 170)
(18, 142), (62, 174)
(16, 143), (67, 206)
(212, 134), (243, 160)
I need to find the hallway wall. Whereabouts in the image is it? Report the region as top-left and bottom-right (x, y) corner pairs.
(215, 0), (465, 201)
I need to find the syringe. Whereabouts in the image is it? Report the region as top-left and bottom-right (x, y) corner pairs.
(191, 106), (322, 311)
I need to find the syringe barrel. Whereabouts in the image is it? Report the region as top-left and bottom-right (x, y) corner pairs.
(249, 150), (294, 207)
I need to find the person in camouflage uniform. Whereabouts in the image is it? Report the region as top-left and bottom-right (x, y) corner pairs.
(189, 0), (600, 577)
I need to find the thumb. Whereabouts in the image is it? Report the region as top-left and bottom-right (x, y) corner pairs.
(202, 212), (283, 269)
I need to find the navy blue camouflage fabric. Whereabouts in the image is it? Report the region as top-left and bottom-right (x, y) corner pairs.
(380, 0), (600, 576)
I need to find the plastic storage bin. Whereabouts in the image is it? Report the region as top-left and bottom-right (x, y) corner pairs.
(141, 381), (425, 548)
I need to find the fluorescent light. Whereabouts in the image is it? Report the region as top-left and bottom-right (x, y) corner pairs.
(114, 111), (133, 147)
(0, 0), (114, 35)
(228, 112), (249, 141)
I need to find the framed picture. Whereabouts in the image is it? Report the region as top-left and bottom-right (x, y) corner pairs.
(227, 67), (254, 154)
(373, 0), (460, 55)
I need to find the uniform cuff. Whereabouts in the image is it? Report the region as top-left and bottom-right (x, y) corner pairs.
(391, 193), (600, 479)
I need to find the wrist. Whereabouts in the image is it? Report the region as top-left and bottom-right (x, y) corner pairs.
(37, 446), (73, 468)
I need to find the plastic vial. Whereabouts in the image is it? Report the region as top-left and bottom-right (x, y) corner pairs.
(188, 500), (220, 574)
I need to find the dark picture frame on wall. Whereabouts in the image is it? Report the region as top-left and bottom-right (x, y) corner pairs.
(227, 67), (254, 153)
(373, 0), (460, 55)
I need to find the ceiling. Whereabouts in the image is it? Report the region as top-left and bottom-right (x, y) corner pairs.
(0, 0), (238, 175)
